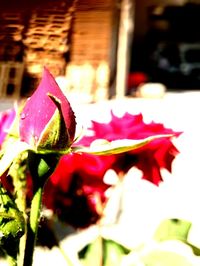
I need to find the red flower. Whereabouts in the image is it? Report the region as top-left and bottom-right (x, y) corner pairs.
(43, 110), (180, 227)
(19, 67), (76, 151)
(129, 140), (179, 184)
(78, 111), (181, 185)
(43, 153), (115, 228)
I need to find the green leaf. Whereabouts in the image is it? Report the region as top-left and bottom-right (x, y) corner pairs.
(142, 250), (195, 266)
(0, 185), (25, 239)
(0, 185), (25, 258)
(0, 141), (30, 177)
(73, 134), (174, 155)
(152, 219), (200, 260)
(103, 239), (130, 266)
(124, 240), (200, 266)
(79, 237), (130, 266)
(79, 237), (102, 266)
(154, 219), (192, 242)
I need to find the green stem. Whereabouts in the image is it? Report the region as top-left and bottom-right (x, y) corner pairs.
(22, 151), (60, 266)
(49, 225), (75, 266)
(18, 234), (27, 266)
(23, 186), (42, 266)
(57, 245), (75, 266)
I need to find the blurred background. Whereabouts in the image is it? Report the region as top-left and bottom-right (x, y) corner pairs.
(1, 1), (200, 265)
(0, 0), (199, 102)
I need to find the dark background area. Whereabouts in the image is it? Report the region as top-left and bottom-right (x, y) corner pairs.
(130, 2), (200, 90)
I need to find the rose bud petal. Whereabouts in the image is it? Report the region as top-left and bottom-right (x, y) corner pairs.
(19, 67), (76, 151)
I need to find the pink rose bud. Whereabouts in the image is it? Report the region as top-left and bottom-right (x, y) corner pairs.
(19, 67), (76, 151)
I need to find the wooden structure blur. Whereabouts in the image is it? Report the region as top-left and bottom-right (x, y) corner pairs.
(0, 61), (24, 98)
(0, 0), (133, 100)
(68, 0), (118, 101)
(116, 0), (134, 98)
(0, 11), (25, 98)
(23, 1), (75, 78)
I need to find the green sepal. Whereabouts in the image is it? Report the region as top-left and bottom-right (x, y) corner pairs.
(73, 134), (174, 155)
(37, 94), (70, 151)
(27, 151), (60, 189)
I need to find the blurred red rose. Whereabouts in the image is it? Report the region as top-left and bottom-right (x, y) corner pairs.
(43, 152), (115, 228)
(43, 110), (180, 228)
(77, 111), (181, 185)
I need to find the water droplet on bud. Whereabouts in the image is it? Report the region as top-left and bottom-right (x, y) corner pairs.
(21, 113), (26, 120)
